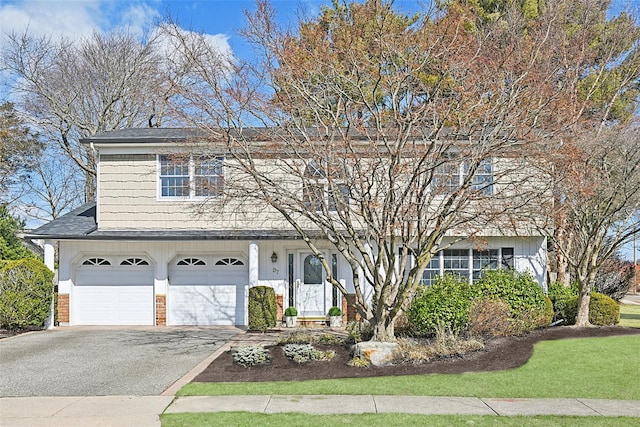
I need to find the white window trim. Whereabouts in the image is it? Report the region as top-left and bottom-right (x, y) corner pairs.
(302, 180), (349, 212)
(157, 154), (224, 201)
(433, 158), (494, 196)
(419, 247), (513, 285)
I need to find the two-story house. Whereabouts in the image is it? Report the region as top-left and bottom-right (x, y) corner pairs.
(29, 128), (548, 327)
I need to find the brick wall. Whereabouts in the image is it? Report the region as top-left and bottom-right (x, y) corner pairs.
(155, 295), (166, 326)
(57, 294), (69, 324)
(276, 294), (283, 321)
(346, 293), (361, 321)
(341, 295), (348, 322)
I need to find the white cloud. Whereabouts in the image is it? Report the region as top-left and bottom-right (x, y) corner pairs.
(0, 0), (100, 41)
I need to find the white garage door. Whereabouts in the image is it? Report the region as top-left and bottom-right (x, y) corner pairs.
(168, 257), (247, 326)
(74, 257), (154, 326)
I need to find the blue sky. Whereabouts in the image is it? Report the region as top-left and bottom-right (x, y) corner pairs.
(0, 0), (430, 62)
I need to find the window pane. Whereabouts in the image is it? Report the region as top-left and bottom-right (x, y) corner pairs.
(303, 183), (324, 211)
(471, 159), (494, 195)
(160, 155), (189, 197)
(328, 183), (349, 211)
(304, 255), (323, 284)
(472, 249), (499, 280)
(421, 253), (441, 286)
(501, 247), (514, 268)
(194, 157), (223, 197)
(433, 162), (460, 195)
(161, 177), (189, 197)
(443, 249), (469, 279)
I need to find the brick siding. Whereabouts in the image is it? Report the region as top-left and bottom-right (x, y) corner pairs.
(57, 294), (69, 324)
(155, 295), (166, 326)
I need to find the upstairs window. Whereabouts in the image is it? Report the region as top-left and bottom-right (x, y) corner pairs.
(302, 160), (349, 212)
(160, 155), (223, 199)
(434, 159), (493, 195)
(160, 155), (189, 197)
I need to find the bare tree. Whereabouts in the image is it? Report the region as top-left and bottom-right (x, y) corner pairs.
(2, 28), (187, 201)
(21, 145), (83, 221)
(549, 127), (640, 326)
(0, 102), (41, 203)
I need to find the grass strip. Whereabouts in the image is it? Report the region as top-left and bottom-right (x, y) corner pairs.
(161, 412), (640, 427)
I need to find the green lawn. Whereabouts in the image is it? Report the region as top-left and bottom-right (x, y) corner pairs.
(178, 334), (640, 400)
(619, 304), (640, 328)
(161, 413), (640, 427)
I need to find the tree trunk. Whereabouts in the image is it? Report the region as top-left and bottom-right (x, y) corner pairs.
(554, 223), (572, 287)
(370, 315), (396, 342)
(574, 286), (592, 327)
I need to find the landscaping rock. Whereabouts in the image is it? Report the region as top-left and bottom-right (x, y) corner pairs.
(352, 341), (398, 366)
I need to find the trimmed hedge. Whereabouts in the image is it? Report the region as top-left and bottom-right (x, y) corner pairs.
(557, 291), (620, 326)
(0, 258), (53, 329)
(474, 270), (553, 333)
(408, 270), (552, 336)
(248, 286), (277, 331)
(408, 274), (477, 335)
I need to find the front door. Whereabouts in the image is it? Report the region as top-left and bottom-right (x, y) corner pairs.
(297, 253), (326, 317)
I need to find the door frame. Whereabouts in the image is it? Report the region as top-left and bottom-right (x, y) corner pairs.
(290, 250), (331, 319)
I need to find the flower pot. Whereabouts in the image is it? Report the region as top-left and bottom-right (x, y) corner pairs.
(328, 315), (342, 328)
(284, 315), (297, 328)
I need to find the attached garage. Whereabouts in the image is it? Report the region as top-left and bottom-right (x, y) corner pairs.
(73, 257), (155, 326)
(168, 256), (248, 326)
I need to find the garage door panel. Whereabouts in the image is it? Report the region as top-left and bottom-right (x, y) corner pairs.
(170, 270), (247, 286)
(169, 285), (238, 326)
(74, 265), (154, 326)
(75, 285), (154, 325)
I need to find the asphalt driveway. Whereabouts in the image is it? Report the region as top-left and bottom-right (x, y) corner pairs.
(0, 326), (241, 397)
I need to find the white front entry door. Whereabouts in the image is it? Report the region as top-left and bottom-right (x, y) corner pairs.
(297, 253), (326, 317)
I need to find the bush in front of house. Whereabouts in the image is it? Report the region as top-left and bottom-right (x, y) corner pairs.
(474, 269), (553, 334)
(283, 343), (335, 363)
(0, 258), (53, 329)
(408, 274), (478, 335)
(408, 270), (551, 337)
(248, 285), (277, 331)
(467, 297), (512, 337)
(559, 291), (620, 326)
(231, 345), (271, 367)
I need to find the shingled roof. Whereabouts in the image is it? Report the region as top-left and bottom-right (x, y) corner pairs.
(28, 203), (97, 238)
(26, 201), (323, 240)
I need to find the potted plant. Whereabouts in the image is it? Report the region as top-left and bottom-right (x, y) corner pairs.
(283, 306), (297, 328)
(327, 306), (342, 327)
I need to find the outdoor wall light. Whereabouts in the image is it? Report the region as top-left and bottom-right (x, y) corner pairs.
(271, 252), (278, 263)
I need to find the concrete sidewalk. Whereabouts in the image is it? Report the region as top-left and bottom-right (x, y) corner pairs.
(0, 396), (173, 427)
(1, 395), (639, 425)
(164, 395), (640, 417)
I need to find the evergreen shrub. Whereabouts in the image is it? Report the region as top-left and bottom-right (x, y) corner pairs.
(248, 286), (277, 331)
(0, 258), (53, 329)
(561, 292), (620, 326)
(408, 274), (477, 335)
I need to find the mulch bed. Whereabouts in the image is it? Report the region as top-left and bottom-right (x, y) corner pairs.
(193, 326), (640, 383)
